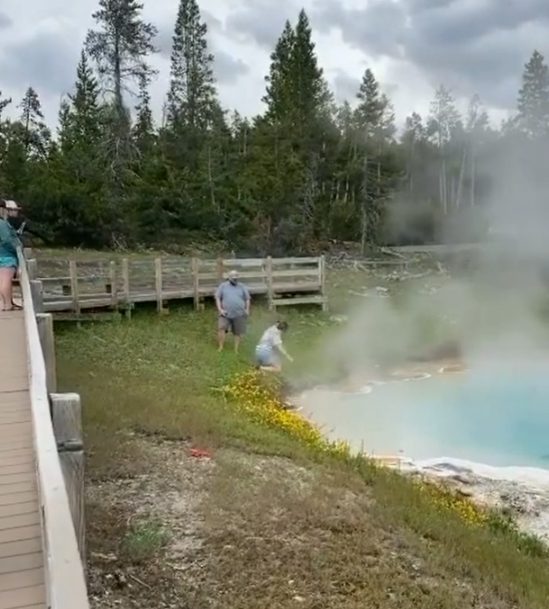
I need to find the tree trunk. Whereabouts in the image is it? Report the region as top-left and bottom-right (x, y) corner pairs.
(360, 156), (368, 255)
(455, 146), (467, 208)
(470, 149), (476, 207)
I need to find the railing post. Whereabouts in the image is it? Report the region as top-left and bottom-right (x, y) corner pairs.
(191, 257), (200, 310)
(30, 279), (44, 312)
(319, 255), (327, 312)
(50, 393), (86, 572)
(27, 258), (38, 280)
(69, 260), (80, 318)
(36, 313), (57, 393)
(266, 256), (274, 310)
(122, 258), (131, 319)
(155, 257), (163, 314)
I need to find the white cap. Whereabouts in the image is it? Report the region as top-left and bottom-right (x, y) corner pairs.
(4, 200), (20, 210)
(227, 270), (239, 279)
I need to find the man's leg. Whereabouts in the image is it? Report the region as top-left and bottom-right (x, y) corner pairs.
(232, 316), (247, 353)
(218, 316), (229, 351)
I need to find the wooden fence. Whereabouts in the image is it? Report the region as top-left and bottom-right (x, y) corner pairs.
(32, 255), (327, 316)
(18, 248), (89, 607)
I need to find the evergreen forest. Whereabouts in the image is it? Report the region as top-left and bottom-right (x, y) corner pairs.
(1, 0), (549, 253)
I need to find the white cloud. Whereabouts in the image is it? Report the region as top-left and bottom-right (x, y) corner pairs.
(0, 0), (519, 131)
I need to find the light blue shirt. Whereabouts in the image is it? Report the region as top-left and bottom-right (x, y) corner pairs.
(215, 280), (250, 319)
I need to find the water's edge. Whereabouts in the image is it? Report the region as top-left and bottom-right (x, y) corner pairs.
(294, 366), (549, 542)
(404, 457), (549, 542)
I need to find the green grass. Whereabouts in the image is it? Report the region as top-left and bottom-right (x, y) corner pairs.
(121, 520), (170, 564)
(56, 303), (336, 469)
(56, 278), (549, 609)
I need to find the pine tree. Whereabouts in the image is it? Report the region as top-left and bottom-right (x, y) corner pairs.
(166, 0), (216, 131)
(262, 21), (295, 123)
(264, 12), (330, 130)
(18, 87), (50, 158)
(516, 50), (549, 138)
(85, 0), (158, 115)
(354, 69), (395, 143)
(262, 11), (336, 248)
(133, 72), (154, 153)
(48, 50), (111, 245)
(59, 50), (103, 151)
(290, 10), (331, 129)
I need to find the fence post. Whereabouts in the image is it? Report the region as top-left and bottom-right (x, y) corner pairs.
(122, 258), (131, 319)
(191, 257), (200, 310)
(30, 279), (43, 312)
(51, 392), (86, 571)
(27, 258), (38, 280)
(69, 260), (80, 318)
(216, 258), (224, 282)
(109, 261), (118, 310)
(155, 257), (163, 314)
(266, 256), (274, 310)
(319, 255), (327, 312)
(36, 313), (56, 393)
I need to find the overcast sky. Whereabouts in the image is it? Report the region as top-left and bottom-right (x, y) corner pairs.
(1, 0), (547, 131)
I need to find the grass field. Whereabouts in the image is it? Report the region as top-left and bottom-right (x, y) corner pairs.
(54, 266), (549, 609)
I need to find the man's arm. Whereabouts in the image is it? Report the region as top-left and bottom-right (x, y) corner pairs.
(243, 285), (251, 315)
(215, 284), (225, 315)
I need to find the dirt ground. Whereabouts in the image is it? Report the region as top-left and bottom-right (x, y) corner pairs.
(87, 430), (537, 609)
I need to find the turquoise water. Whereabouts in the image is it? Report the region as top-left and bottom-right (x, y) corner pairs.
(304, 369), (549, 468)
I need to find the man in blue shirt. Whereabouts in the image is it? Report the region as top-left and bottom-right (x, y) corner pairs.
(215, 270), (251, 352)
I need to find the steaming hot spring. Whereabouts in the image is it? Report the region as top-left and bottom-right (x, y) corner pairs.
(299, 358), (549, 468)
(297, 356), (549, 540)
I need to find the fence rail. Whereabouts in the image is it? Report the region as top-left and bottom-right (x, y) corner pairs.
(34, 255), (327, 315)
(18, 248), (89, 608)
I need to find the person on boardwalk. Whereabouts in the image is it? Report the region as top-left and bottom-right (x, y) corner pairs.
(255, 321), (293, 372)
(215, 270), (251, 352)
(0, 200), (22, 311)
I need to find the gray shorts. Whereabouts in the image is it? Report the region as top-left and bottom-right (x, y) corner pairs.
(218, 314), (247, 336)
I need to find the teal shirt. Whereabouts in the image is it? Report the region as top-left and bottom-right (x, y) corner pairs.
(0, 219), (19, 259)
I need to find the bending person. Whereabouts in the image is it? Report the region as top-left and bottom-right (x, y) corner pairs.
(255, 321), (293, 372)
(0, 200), (21, 310)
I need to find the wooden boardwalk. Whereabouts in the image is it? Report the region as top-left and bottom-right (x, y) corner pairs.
(33, 255), (327, 316)
(0, 310), (46, 608)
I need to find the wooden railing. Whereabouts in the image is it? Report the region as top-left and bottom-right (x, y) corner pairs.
(35, 255), (327, 315)
(17, 248), (89, 608)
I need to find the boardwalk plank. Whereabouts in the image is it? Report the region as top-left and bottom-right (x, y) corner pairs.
(0, 567), (43, 591)
(0, 503), (36, 520)
(0, 583), (44, 608)
(0, 313), (46, 608)
(0, 513), (40, 531)
(0, 525), (41, 544)
(0, 551), (43, 575)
